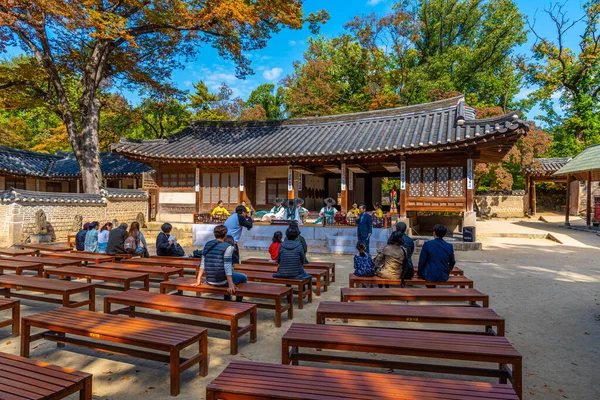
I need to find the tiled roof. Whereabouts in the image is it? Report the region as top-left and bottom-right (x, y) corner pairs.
(554, 144), (600, 180)
(104, 188), (148, 199)
(113, 96), (530, 162)
(524, 157), (572, 174)
(0, 146), (153, 178)
(0, 188), (147, 203)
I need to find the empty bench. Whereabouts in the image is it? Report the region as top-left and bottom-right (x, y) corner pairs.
(161, 278), (293, 327)
(234, 263), (328, 296)
(0, 298), (19, 336)
(244, 257), (336, 282)
(0, 352), (92, 400)
(87, 262), (184, 283)
(0, 259), (44, 276)
(44, 266), (150, 291)
(206, 361), (519, 400)
(341, 287), (490, 307)
(21, 307), (208, 396)
(317, 301), (505, 335)
(42, 252), (115, 265)
(0, 274), (95, 310)
(123, 258), (200, 276)
(349, 273), (474, 288)
(282, 323), (522, 399)
(105, 290), (257, 355)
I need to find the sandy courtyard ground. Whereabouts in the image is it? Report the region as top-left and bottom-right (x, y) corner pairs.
(0, 218), (598, 399)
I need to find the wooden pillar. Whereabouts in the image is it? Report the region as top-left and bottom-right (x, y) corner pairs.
(348, 169), (355, 207)
(340, 163), (348, 212)
(77, 179), (80, 193)
(239, 165), (246, 203)
(530, 178), (537, 215)
(194, 166), (200, 213)
(587, 171), (592, 228)
(399, 157), (407, 217)
(466, 158), (474, 212)
(287, 165), (295, 200)
(133, 177), (138, 189)
(565, 174), (571, 226)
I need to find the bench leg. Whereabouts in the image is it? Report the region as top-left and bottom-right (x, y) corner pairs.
(11, 302), (19, 336)
(230, 318), (238, 355)
(512, 358), (523, 400)
(206, 389), (216, 400)
(307, 280), (313, 303)
(200, 335), (208, 377)
(281, 339), (289, 364)
(275, 297), (282, 327)
(287, 292), (293, 320)
(297, 284), (304, 310)
(20, 319), (30, 357)
(80, 375), (92, 400)
(143, 277), (150, 291)
(250, 311), (257, 343)
(332, 266), (335, 282)
(89, 287), (96, 312)
(170, 348), (181, 396)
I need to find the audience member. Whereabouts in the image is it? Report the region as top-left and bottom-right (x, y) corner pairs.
(392, 221), (414, 270)
(156, 223), (174, 256)
(106, 223), (128, 255)
(126, 221), (148, 256)
(357, 205), (373, 250)
(274, 225), (311, 279)
(97, 222), (112, 253)
(84, 221), (99, 252)
(193, 225), (247, 302)
(269, 231), (283, 261)
(353, 241), (375, 277)
(374, 231), (406, 279)
(418, 224), (456, 283)
(75, 222), (90, 251)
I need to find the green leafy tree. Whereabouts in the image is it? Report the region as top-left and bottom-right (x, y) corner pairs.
(245, 84), (286, 119)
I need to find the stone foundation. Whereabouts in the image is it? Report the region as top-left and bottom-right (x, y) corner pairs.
(475, 192), (526, 218)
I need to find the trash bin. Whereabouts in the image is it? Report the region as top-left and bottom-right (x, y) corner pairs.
(463, 226), (476, 242)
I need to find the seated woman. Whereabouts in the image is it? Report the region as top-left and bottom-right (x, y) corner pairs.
(372, 202), (384, 228)
(273, 225), (311, 279)
(211, 200), (230, 218)
(84, 221), (99, 252)
(374, 231), (406, 280)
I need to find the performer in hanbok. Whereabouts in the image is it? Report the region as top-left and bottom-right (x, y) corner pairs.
(315, 198), (337, 225)
(347, 203), (360, 217)
(259, 197), (285, 222)
(295, 198), (309, 224)
(277, 199), (302, 224)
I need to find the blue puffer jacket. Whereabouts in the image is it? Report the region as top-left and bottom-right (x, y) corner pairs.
(274, 239), (311, 279)
(203, 240), (232, 284)
(75, 229), (88, 251)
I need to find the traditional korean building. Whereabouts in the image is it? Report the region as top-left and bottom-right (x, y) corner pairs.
(0, 146), (153, 193)
(113, 95), (530, 229)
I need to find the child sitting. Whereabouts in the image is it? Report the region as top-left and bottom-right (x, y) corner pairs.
(353, 241), (375, 280)
(268, 231), (283, 261)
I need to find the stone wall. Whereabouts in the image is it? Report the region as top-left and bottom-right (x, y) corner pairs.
(0, 188), (147, 246)
(475, 192), (526, 218)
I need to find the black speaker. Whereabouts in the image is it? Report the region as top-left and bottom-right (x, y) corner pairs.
(463, 226), (476, 242)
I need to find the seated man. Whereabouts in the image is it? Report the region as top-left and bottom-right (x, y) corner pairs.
(156, 223), (174, 256)
(259, 197), (285, 221)
(193, 225), (247, 302)
(274, 225), (311, 279)
(106, 223), (128, 255)
(418, 224), (456, 283)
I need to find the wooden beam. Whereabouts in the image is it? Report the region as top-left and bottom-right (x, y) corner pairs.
(323, 165), (342, 174)
(531, 177), (537, 215)
(565, 174), (571, 226)
(587, 170), (592, 227)
(340, 163), (348, 213)
(287, 166), (295, 200)
(290, 165), (315, 175)
(347, 164), (368, 174)
(382, 163), (401, 173)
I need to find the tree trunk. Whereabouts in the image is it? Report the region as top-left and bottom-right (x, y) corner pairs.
(74, 98), (103, 194)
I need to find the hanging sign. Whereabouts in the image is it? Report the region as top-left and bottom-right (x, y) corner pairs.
(287, 166), (293, 191)
(400, 161), (406, 190)
(349, 170), (354, 191)
(195, 168), (200, 192)
(341, 163), (347, 191)
(240, 166), (245, 191)
(298, 173), (303, 191)
(467, 159), (474, 190)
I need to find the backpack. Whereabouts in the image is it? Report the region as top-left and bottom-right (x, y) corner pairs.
(124, 235), (138, 254)
(171, 243), (186, 257)
(399, 246), (414, 287)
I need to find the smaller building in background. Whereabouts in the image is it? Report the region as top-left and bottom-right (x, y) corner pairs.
(0, 146), (154, 192)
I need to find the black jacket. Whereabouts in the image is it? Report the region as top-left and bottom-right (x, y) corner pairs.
(75, 229), (88, 251)
(156, 232), (172, 256)
(106, 227), (127, 255)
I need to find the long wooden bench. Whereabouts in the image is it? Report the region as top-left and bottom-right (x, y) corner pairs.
(235, 263), (327, 296)
(341, 287), (489, 307)
(0, 274), (95, 310)
(42, 252), (114, 265)
(244, 257), (336, 282)
(161, 278), (293, 327)
(21, 307), (208, 396)
(0, 248), (37, 257)
(19, 243), (73, 253)
(317, 301), (505, 335)
(0, 351), (92, 400)
(206, 361), (519, 400)
(349, 273), (474, 288)
(237, 270), (312, 309)
(44, 266), (150, 291)
(10, 255), (82, 269)
(87, 262), (184, 282)
(123, 258), (200, 276)
(282, 323), (523, 399)
(105, 290), (257, 355)
(0, 259), (44, 276)
(0, 298), (19, 336)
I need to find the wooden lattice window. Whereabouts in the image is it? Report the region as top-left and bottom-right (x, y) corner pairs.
(408, 166), (463, 197)
(450, 167), (464, 197)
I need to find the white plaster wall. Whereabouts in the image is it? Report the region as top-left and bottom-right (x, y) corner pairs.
(159, 192), (196, 204)
(256, 166), (288, 205)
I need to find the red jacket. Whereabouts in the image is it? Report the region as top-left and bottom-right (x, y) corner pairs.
(268, 242), (281, 260)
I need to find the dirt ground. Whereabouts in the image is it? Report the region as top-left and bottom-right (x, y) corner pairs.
(1, 218), (598, 399)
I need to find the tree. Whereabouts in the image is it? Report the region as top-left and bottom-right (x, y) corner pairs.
(522, 1), (600, 155)
(245, 84), (285, 119)
(134, 89), (191, 139)
(0, 1), (328, 193)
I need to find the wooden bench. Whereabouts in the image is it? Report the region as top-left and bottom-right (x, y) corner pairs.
(87, 262), (184, 282)
(42, 252), (114, 265)
(316, 301), (505, 335)
(21, 307), (208, 396)
(123, 258), (200, 276)
(0, 351), (92, 400)
(416, 266), (464, 276)
(0, 298), (19, 336)
(44, 266), (150, 291)
(0, 274), (95, 310)
(0, 259), (44, 276)
(341, 287), (489, 307)
(105, 290), (257, 355)
(234, 263), (327, 296)
(0, 248), (37, 257)
(9, 255), (82, 269)
(244, 257), (336, 282)
(282, 323), (523, 399)
(19, 243), (73, 253)
(206, 361), (519, 400)
(237, 270), (312, 309)
(349, 273), (474, 288)
(161, 278), (293, 327)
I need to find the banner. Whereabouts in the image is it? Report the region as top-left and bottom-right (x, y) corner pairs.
(400, 161), (406, 190)
(195, 168), (200, 192)
(239, 166), (245, 191)
(287, 166), (293, 191)
(341, 163), (347, 191)
(467, 159), (474, 190)
(349, 170), (353, 191)
(298, 172), (303, 191)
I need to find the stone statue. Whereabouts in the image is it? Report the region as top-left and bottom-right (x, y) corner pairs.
(72, 215), (83, 232)
(34, 209), (48, 235)
(136, 212), (146, 228)
(112, 219), (119, 228)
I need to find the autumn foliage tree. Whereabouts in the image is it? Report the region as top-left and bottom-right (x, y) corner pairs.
(0, 1), (328, 193)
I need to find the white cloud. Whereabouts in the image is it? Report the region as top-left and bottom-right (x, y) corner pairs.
(263, 67), (283, 81)
(367, 0), (385, 5)
(289, 40), (297, 46)
(515, 87), (534, 100)
(183, 80), (193, 87)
